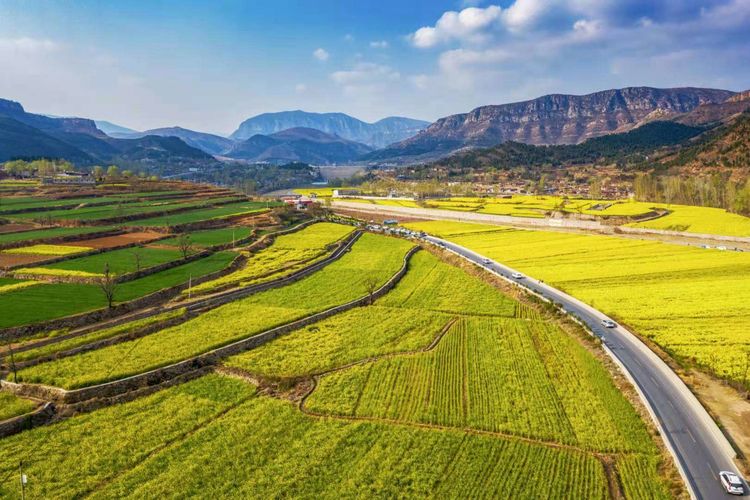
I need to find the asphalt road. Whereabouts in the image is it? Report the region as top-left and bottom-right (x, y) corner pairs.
(426, 235), (747, 500)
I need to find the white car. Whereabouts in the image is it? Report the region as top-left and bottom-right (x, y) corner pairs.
(482, 258), (492, 265)
(719, 471), (744, 495)
(601, 319), (617, 328)
(511, 272), (524, 279)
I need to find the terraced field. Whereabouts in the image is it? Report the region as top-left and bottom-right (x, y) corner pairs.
(0, 375), (611, 499)
(14, 234), (412, 387)
(0, 251), (236, 329)
(190, 222), (355, 295)
(405, 220), (750, 388)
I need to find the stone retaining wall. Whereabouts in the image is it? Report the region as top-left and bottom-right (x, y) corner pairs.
(0, 252), (246, 342)
(0, 402), (56, 439)
(0, 244), (419, 406)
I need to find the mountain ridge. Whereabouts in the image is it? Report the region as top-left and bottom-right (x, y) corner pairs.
(370, 86), (735, 163)
(230, 110), (429, 148)
(226, 126), (372, 164)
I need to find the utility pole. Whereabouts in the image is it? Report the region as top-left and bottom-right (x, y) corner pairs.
(19, 461), (27, 500)
(4, 333), (18, 383)
(188, 274), (192, 299)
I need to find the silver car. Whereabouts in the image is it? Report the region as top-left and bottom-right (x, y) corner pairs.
(601, 319), (617, 328)
(719, 471), (744, 495)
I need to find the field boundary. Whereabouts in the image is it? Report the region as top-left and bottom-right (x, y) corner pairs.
(0, 244), (420, 409)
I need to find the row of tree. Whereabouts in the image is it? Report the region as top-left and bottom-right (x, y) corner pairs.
(633, 173), (750, 215)
(1, 160), (160, 182)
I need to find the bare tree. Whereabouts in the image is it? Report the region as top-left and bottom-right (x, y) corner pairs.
(130, 249), (142, 272)
(364, 276), (380, 305)
(177, 233), (193, 259)
(99, 263), (117, 309)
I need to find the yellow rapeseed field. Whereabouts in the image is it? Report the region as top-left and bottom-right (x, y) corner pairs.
(405, 220), (750, 387)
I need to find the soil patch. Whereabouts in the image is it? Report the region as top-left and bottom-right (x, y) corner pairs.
(0, 223), (38, 234)
(66, 231), (167, 249)
(0, 253), (53, 268)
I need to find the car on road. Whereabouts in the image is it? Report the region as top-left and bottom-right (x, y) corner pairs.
(719, 471), (745, 495)
(511, 272), (524, 279)
(482, 258), (491, 265)
(601, 319), (617, 328)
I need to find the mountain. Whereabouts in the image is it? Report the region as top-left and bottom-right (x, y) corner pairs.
(0, 117), (95, 163)
(370, 87), (735, 163)
(0, 98), (105, 138)
(230, 111), (429, 148)
(417, 121), (705, 174)
(225, 127), (373, 164)
(0, 98), (216, 172)
(672, 90), (750, 126)
(127, 126), (235, 156)
(95, 120), (139, 137)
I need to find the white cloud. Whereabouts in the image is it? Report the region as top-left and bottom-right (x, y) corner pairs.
(312, 48), (329, 61)
(369, 40), (389, 49)
(331, 62), (400, 85)
(410, 5), (503, 48)
(295, 83), (307, 93)
(0, 37), (59, 53)
(344, 34), (354, 42)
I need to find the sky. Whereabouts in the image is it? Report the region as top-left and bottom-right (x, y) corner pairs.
(0, 0), (749, 135)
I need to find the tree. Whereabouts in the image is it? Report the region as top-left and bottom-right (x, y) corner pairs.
(122, 170), (134, 179)
(589, 178), (602, 199)
(99, 263), (117, 309)
(106, 165), (120, 180)
(92, 166), (104, 181)
(177, 233), (193, 259)
(130, 249), (142, 272)
(363, 276), (380, 305)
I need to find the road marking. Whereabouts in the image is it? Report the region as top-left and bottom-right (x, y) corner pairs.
(686, 428), (697, 444)
(649, 375), (661, 388)
(667, 399), (676, 410)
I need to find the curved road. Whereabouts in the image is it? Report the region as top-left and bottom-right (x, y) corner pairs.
(425, 235), (747, 500)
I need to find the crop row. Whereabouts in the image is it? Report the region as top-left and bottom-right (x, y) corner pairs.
(0, 251), (236, 329)
(0, 374), (610, 499)
(405, 220), (750, 387)
(307, 316), (656, 453)
(13, 233), (412, 388)
(190, 222), (354, 295)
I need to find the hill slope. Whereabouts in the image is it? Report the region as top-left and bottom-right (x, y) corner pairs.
(124, 126), (234, 156)
(226, 127), (373, 164)
(230, 110), (428, 148)
(371, 87), (734, 163)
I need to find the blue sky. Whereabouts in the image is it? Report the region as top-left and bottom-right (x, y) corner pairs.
(0, 0), (748, 134)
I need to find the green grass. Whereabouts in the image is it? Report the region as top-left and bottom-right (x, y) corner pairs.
(0, 374), (609, 499)
(0, 226), (115, 246)
(0, 393), (35, 421)
(0, 252), (235, 329)
(8, 196), (242, 222)
(38, 246), (184, 276)
(406, 220), (750, 388)
(159, 226), (253, 248)
(14, 234), (412, 388)
(133, 201), (274, 227)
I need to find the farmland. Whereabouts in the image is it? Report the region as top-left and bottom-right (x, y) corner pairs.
(190, 222), (355, 295)
(0, 226), (114, 246)
(337, 194), (750, 237)
(0, 375), (611, 499)
(405, 220), (750, 387)
(14, 234), (412, 387)
(0, 182), (677, 497)
(0, 251), (236, 329)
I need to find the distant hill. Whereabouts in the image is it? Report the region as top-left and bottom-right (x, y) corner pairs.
(230, 110), (429, 148)
(420, 121), (705, 173)
(226, 127), (373, 164)
(95, 120), (139, 137)
(370, 87), (735, 163)
(0, 98), (105, 138)
(121, 126), (235, 156)
(0, 98), (216, 172)
(0, 117), (95, 163)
